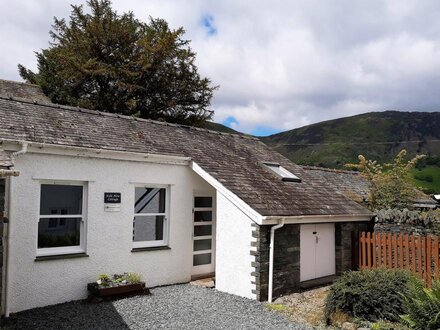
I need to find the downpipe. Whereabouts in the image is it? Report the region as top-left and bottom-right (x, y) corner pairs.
(3, 141), (27, 317)
(268, 218), (285, 303)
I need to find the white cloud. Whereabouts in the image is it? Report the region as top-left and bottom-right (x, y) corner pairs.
(1, 0), (440, 134)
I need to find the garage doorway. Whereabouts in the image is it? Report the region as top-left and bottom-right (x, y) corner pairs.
(300, 223), (335, 282)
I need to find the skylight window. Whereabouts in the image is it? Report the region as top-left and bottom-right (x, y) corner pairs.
(264, 162), (301, 182)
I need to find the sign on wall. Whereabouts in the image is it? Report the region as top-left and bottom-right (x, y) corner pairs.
(104, 192), (121, 212)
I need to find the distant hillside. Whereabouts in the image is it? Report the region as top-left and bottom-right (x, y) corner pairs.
(204, 121), (242, 134)
(261, 111), (440, 168)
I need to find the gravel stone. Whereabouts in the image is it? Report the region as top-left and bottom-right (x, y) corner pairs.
(3, 284), (310, 330)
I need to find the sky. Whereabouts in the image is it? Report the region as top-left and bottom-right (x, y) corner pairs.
(1, 1), (440, 136)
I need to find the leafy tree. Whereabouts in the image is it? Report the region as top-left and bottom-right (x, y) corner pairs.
(346, 150), (425, 210)
(18, 0), (217, 126)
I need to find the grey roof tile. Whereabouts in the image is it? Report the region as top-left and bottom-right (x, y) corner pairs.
(0, 96), (372, 217)
(301, 165), (437, 207)
(0, 79), (50, 103)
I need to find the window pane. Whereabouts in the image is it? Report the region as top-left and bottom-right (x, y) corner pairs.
(194, 197), (212, 208)
(40, 185), (83, 215)
(194, 225), (212, 237)
(193, 253), (211, 266)
(38, 218), (81, 248)
(133, 215), (164, 241)
(135, 188), (166, 214)
(194, 211), (212, 222)
(194, 239), (212, 251)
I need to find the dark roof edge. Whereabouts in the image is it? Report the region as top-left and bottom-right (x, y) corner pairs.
(301, 165), (362, 175)
(0, 94), (259, 141)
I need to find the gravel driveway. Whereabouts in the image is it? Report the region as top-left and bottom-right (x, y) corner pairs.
(3, 284), (309, 330)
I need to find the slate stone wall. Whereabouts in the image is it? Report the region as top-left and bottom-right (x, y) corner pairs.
(374, 223), (440, 236)
(335, 222), (370, 274)
(0, 179), (5, 214)
(252, 221), (371, 301)
(0, 179), (5, 311)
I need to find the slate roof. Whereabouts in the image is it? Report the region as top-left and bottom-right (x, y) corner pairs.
(0, 79), (50, 103)
(302, 165), (437, 208)
(0, 95), (372, 217)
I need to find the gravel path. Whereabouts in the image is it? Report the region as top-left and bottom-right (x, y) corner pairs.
(3, 284), (309, 330)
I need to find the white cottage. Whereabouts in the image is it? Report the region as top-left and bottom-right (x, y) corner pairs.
(0, 80), (372, 315)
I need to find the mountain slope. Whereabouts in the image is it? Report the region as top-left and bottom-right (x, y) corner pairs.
(261, 111), (440, 168)
(204, 121), (242, 134)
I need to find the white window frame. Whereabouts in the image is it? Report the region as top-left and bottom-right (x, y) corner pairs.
(192, 193), (216, 274)
(264, 162), (301, 182)
(133, 184), (170, 248)
(37, 181), (87, 257)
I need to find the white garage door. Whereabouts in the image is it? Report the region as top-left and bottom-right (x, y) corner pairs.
(300, 223), (336, 282)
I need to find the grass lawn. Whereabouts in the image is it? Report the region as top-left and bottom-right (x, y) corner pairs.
(410, 165), (440, 194)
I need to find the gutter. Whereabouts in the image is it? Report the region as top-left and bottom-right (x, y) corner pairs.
(1, 139), (190, 166)
(0, 170), (19, 178)
(262, 213), (374, 225)
(268, 218), (285, 303)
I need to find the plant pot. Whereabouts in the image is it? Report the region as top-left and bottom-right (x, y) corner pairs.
(87, 281), (150, 302)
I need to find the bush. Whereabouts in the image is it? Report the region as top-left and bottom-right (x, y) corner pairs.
(325, 269), (412, 323)
(401, 277), (440, 329)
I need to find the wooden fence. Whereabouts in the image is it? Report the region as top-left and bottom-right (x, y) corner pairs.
(359, 232), (440, 286)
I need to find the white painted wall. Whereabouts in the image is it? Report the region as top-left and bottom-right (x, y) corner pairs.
(7, 152), (214, 313)
(215, 192), (256, 299)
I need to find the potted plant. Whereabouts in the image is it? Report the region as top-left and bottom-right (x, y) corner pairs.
(87, 272), (150, 302)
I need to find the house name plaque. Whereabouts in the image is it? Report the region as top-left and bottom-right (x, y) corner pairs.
(104, 192), (121, 212)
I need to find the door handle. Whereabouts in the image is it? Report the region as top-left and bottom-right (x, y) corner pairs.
(316, 236), (319, 244)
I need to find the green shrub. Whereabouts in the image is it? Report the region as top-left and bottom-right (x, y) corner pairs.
(125, 272), (142, 284)
(325, 269), (412, 323)
(401, 277), (440, 330)
(370, 320), (410, 330)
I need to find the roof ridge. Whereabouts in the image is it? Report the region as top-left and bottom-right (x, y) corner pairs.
(301, 165), (361, 175)
(0, 94), (258, 141)
(0, 78), (41, 88)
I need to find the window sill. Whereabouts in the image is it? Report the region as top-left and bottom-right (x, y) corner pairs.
(131, 246), (171, 253)
(35, 253), (89, 261)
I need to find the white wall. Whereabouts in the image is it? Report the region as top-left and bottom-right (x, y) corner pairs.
(7, 152), (214, 313)
(215, 192), (256, 299)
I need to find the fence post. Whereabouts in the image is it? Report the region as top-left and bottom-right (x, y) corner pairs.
(372, 233), (377, 268)
(427, 236), (432, 287)
(366, 232), (371, 268)
(398, 234), (403, 269)
(361, 232), (366, 270)
(434, 236), (439, 280)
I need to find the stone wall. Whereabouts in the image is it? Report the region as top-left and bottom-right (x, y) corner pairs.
(0, 179), (4, 214)
(0, 179), (4, 313)
(335, 222), (370, 274)
(252, 221), (370, 301)
(374, 223), (440, 236)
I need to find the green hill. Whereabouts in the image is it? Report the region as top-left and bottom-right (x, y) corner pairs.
(261, 111), (440, 193)
(262, 111), (440, 167)
(204, 121), (242, 134)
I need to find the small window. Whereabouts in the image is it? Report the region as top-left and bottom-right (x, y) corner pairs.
(133, 187), (168, 248)
(264, 162), (301, 182)
(38, 183), (86, 256)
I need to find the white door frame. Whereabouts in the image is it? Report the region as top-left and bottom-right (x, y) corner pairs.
(191, 192), (216, 277)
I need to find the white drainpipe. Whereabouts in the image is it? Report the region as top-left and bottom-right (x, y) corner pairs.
(11, 141), (28, 159)
(268, 218), (285, 303)
(2, 141), (27, 317)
